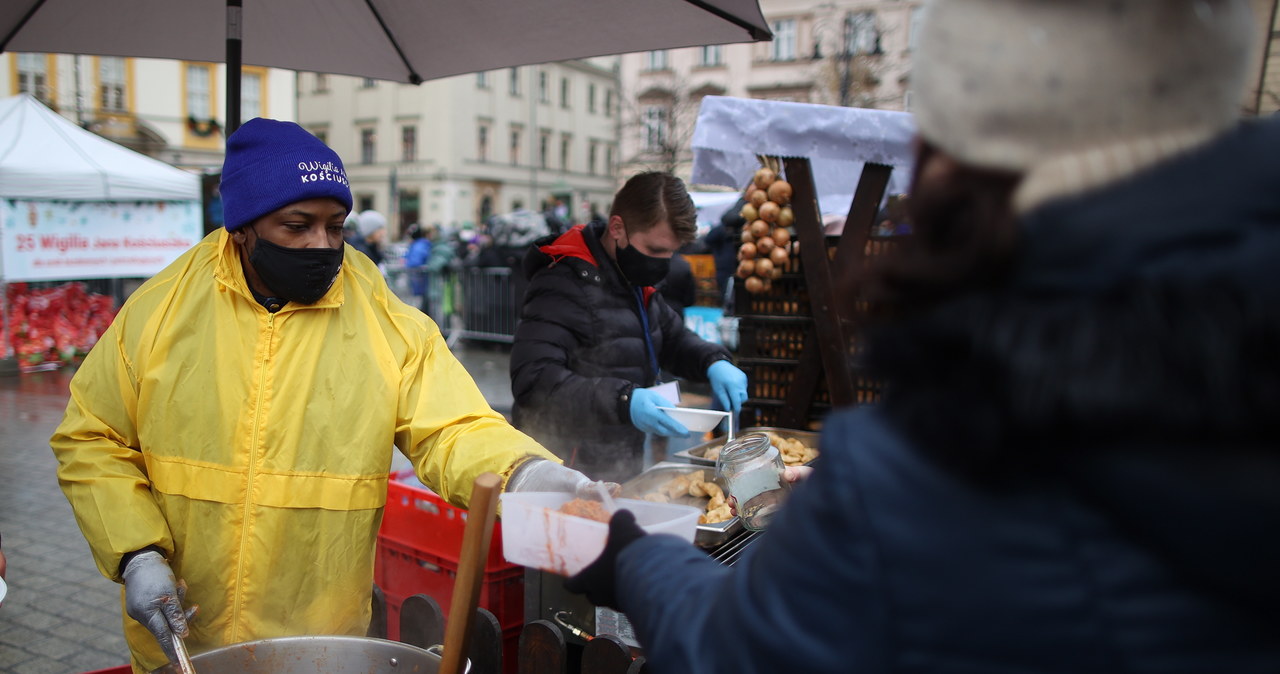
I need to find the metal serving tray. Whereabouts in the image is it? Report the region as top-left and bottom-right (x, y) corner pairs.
(671, 427), (822, 467)
(620, 461), (741, 548)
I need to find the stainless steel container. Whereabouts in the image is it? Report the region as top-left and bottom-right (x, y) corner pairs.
(671, 427), (821, 467)
(150, 636), (465, 674)
(618, 461), (742, 548)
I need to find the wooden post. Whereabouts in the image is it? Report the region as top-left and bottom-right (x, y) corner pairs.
(468, 608), (504, 674)
(783, 157), (855, 406)
(367, 584), (387, 639)
(518, 620), (566, 674)
(581, 634), (633, 674)
(399, 593), (446, 649)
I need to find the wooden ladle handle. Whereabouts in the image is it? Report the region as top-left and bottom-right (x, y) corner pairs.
(438, 472), (502, 674)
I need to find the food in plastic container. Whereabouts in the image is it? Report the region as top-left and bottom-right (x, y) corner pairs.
(500, 493), (699, 576)
(558, 498), (610, 523)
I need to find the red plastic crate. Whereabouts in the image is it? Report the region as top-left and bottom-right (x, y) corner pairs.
(375, 538), (525, 633)
(81, 668), (131, 674)
(380, 469), (515, 572)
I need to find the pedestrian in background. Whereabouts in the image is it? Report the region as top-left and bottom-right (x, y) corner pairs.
(351, 208), (387, 266)
(50, 118), (603, 672)
(511, 172), (749, 482)
(564, 1), (1280, 671)
(403, 222), (433, 317)
(704, 182), (753, 304)
(656, 251), (696, 315)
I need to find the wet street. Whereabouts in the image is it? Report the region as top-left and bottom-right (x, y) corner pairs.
(0, 343), (515, 673)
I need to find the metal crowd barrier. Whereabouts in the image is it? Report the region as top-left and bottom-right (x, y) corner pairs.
(388, 264), (520, 344)
(455, 266), (519, 343)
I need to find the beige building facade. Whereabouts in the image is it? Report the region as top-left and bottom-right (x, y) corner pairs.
(619, 0), (923, 183)
(295, 59), (621, 236)
(621, 0), (1280, 184)
(2, 53), (295, 173)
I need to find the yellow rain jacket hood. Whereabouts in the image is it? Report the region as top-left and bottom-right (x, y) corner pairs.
(51, 230), (555, 672)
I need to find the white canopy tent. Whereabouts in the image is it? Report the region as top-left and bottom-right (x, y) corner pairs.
(0, 94), (202, 370)
(690, 96), (917, 219)
(0, 94), (199, 201)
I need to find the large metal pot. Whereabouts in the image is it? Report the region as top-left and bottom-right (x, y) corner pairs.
(150, 635), (466, 674)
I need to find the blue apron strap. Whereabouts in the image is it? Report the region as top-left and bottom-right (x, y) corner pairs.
(634, 287), (660, 386)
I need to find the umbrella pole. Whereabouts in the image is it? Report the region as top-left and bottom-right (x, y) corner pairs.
(226, 0), (242, 135)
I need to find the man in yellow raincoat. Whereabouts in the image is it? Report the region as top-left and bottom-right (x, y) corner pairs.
(51, 119), (595, 672)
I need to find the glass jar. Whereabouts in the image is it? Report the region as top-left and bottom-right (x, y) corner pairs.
(715, 433), (791, 531)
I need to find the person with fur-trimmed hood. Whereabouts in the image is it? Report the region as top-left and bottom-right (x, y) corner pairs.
(561, 2), (1280, 672)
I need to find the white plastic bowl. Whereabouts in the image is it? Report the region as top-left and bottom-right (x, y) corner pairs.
(500, 492), (700, 576)
(0, 576), (7, 609)
(657, 406), (731, 433)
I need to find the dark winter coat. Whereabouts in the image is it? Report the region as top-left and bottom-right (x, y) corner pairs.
(657, 253), (697, 314)
(614, 119), (1280, 672)
(511, 223), (731, 481)
(706, 196), (747, 299)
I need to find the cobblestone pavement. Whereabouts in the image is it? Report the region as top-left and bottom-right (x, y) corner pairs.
(0, 343), (515, 674)
(0, 366), (130, 674)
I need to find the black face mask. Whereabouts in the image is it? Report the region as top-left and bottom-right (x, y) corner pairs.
(615, 241), (671, 287)
(247, 234), (344, 305)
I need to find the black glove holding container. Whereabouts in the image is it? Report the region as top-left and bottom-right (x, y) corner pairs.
(564, 509), (648, 610)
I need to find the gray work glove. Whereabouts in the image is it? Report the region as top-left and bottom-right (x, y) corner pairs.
(122, 550), (192, 664)
(506, 459), (620, 498)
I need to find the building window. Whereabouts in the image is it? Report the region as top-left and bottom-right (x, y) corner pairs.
(476, 71), (489, 88)
(909, 7), (925, 52)
(560, 78), (571, 108)
(99, 57), (126, 111)
(771, 19), (796, 61)
(241, 71), (262, 121)
(358, 195), (375, 213)
(477, 123), (490, 161)
(605, 146), (615, 174)
(643, 106), (668, 152)
(361, 78), (377, 88)
(312, 128), (328, 146)
(588, 141), (598, 175)
(699, 45), (723, 67)
(645, 50), (669, 71)
(17, 54), (49, 103)
(845, 12), (878, 55)
(186, 64), (212, 120)
(539, 130), (551, 169)
(588, 83), (597, 113)
(314, 72), (329, 93)
(538, 70), (549, 103)
(401, 125), (417, 162)
(509, 126), (522, 165)
(604, 89), (615, 116)
(560, 135), (571, 171)
(361, 128), (376, 164)
(509, 67), (522, 96)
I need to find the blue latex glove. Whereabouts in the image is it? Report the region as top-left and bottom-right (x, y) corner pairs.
(707, 360), (749, 414)
(629, 388), (690, 437)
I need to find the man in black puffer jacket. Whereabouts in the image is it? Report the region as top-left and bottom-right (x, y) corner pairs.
(511, 173), (748, 482)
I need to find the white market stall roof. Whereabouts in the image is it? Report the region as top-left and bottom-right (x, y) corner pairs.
(690, 96), (917, 217)
(0, 94), (199, 201)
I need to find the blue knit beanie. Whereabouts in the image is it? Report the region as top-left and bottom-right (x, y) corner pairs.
(220, 118), (353, 231)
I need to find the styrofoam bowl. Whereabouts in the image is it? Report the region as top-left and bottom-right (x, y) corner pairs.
(500, 492), (700, 576)
(657, 407), (730, 433)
